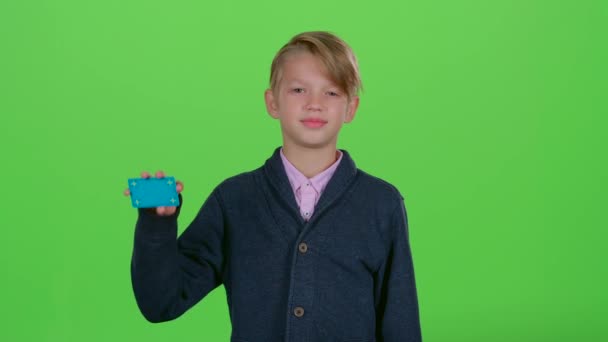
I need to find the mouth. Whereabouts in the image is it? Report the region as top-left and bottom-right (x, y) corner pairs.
(301, 118), (327, 128)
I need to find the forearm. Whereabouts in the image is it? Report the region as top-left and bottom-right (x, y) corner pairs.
(377, 199), (422, 341)
(131, 210), (184, 323)
(377, 259), (421, 342)
(130, 191), (226, 323)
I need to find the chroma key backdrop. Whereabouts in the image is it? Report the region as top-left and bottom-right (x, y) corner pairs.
(1, 0), (606, 341)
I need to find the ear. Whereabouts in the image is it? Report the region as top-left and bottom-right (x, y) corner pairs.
(264, 89), (280, 119)
(344, 95), (360, 123)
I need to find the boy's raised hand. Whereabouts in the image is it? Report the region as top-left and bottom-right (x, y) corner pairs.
(123, 170), (184, 216)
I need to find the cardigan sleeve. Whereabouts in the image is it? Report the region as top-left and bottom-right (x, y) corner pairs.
(130, 189), (226, 323)
(375, 198), (422, 341)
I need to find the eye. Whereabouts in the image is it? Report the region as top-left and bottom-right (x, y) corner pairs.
(327, 91), (340, 97)
(291, 88), (304, 93)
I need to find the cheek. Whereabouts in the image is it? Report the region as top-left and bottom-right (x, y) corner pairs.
(281, 98), (303, 112)
(330, 103), (349, 116)
(331, 99), (348, 109)
(282, 98), (296, 107)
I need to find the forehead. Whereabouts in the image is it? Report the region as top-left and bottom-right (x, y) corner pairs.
(279, 52), (334, 85)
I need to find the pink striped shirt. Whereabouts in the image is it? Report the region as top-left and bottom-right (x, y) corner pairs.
(280, 147), (343, 221)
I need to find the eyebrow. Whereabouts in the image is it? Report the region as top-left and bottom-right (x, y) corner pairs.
(283, 78), (338, 88)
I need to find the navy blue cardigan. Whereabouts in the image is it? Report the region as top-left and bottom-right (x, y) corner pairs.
(131, 146), (422, 342)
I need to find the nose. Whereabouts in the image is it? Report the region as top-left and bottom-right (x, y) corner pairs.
(305, 91), (323, 112)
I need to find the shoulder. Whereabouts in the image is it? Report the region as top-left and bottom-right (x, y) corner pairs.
(218, 169), (258, 188)
(355, 168), (405, 205)
(211, 167), (261, 203)
(352, 168), (409, 249)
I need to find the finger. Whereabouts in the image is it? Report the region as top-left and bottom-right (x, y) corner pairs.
(176, 181), (184, 193)
(124, 188), (131, 196)
(156, 206), (166, 215)
(142, 171), (151, 178)
(156, 170), (165, 178)
(165, 207), (176, 215)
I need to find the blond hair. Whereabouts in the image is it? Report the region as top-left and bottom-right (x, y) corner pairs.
(269, 31), (363, 99)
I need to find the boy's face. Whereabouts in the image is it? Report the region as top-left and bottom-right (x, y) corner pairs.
(264, 51), (359, 151)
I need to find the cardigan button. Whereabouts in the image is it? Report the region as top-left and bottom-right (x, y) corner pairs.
(298, 242), (308, 253)
(293, 306), (305, 317)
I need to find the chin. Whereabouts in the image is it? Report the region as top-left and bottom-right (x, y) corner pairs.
(296, 139), (335, 149)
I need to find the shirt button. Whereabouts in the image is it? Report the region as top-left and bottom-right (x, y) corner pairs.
(305, 182), (310, 186)
(293, 306), (305, 317)
(298, 242), (308, 253)
(304, 211), (310, 217)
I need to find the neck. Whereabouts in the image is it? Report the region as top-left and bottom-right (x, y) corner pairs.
(282, 143), (339, 178)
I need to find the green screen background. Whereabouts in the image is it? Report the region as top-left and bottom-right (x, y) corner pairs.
(1, 0), (606, 341)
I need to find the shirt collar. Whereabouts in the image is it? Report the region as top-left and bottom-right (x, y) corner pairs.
(263, 145), (358, 224)
(279, 147), (343, 194)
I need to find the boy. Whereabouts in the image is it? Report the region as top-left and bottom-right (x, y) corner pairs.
(125, 31), (422, 341)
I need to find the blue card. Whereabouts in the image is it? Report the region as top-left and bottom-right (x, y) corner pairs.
(127, 176), (180, 208)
